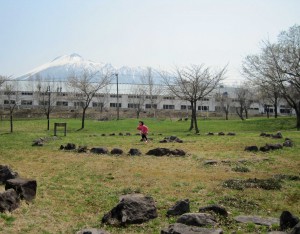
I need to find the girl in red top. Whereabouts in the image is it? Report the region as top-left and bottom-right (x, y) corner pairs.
(137, 121), (149, 142)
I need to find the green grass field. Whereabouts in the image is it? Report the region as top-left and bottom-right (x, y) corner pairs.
(0, 117), (299, 233)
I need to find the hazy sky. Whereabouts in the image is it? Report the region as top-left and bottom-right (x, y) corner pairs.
(1, 0), (299, 85)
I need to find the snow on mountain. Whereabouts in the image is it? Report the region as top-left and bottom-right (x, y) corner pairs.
(15, 53), (161, 84)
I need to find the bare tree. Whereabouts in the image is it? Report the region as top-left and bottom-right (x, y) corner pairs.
(0, 75), (7, 87)
(161, 64), (227, 133)
(215, 91), (232, 120)
(234, 84), (254, 120)
(128, 84), (147, 119)
(243, 24), (300, 129)
(67, 69), (112, 129)
(35, 77), (58, 130)
(141, 67), (162, 118)
(3, 80), (20, 133)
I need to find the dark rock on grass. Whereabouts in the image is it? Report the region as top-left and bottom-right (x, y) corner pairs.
(260, 143), (283, 152)
(199, 204), (228, 217)
(0, 165), (18, 184)
(223, 178), (282, 190)
(177, 213), (217, 227)
(0, 189), (20, 212)
(244, 146), (258, 152)
(170, 149), (186, 156)
(166, 199), (190, 217)
(218, 132), (225, 136)
(280, 211), (300, 231)
(76, 228), (110, 234)
(118, 133), (123, 136)
(5, 178), (37, 201)
(78, 146), (88, 153)
(125, 132), (131, 136)
(90, 147), (109, 154)
(128, 148), (142, 156)
(227, 132), (236, 136)
(146, 148), (186, 156)
(207, 132), (214, 135)
(234, 215), (279, 227)
(272, 132), (283, 139)
(60, 143), (76, 150)
(32, 138), (44, 146)
(283, 139), (293, 147)
(290, 222), (300, 234)
(159, 136), (183, 143)
(102, 193), (157, 226)
(161, 223), (223, 234)
(110, 148), (123, 155)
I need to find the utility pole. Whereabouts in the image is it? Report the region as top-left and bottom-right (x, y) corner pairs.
(47, 86), (51, 130)
(116, 73), (119, 120)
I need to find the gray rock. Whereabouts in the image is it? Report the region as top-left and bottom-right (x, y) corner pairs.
(167, 199), (190, 217)
(0, 189), (20, 212)
(161, 223), (223, 234)
(234, 215), (279, 226)
(5, 178), (37, 201)
(76, 228), (110, 234)
(0, 165), (18, 184)
(204, 160), (218, 165)
(177, 213), (217, 227)
(102, 193), (157, 226)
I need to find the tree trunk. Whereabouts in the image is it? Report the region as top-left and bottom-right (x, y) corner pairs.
(296, 102), (300, 130)
(10, 113), (13, 133)
(274, 95), (278, 119)
(225, 110), (228, 120)
(81, 108), (86, 129)
(47, 112), (50, 131)
(189, 101), (194, 131)
(194, 107), (199, 134)
(236, 107), (244, 120)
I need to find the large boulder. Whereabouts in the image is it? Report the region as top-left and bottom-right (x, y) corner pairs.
(161, 223), (223, 234)
(177, 213), (217, 227)
(280, 211), (300, 231)
(167, 199), (190, 217)
(0, 189), (20, 212)
(199, 204), (228, 217)
(146, 148), (171, 156)
(290, 222), (300, 234)
(0, 165), (18, 184)
(5, 178), (37, 201)
(159, 136), (183, 143)
(102, 193), (157, 226)
(90, 147), (109, 154)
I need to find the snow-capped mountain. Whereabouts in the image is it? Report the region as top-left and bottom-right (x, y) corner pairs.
(16, 53), (161, 84)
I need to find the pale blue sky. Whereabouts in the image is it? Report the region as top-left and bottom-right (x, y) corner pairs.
(1, 0), (299, 84)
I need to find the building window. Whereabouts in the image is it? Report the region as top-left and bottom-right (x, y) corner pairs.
(39, 101), (49, 106)
(21, 100), (33, 105)
(163, 105), (175, 110)
(74, 102), (85, 107)
(145, 104), (157, 109)
(146, 95), (157, 99)
(128, 95), (141, 99)
(4, 91), (16, 95)
(94, 94), (105, 98)
(181, 105), (192, 110)
(21, 92), (33, 96)
(198, 106), (209, 111)
(57, 101), (68, 106)
(4, 100), (16, 104)
(163, 96), (175, 100)
(92, 102), (103, 107)
(110, 103), (121, 108)
(199, 98), (209, 101)
(128, 103), (139, 108)
(57, 92), (68, 96)
(110, 94), (122, 98)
